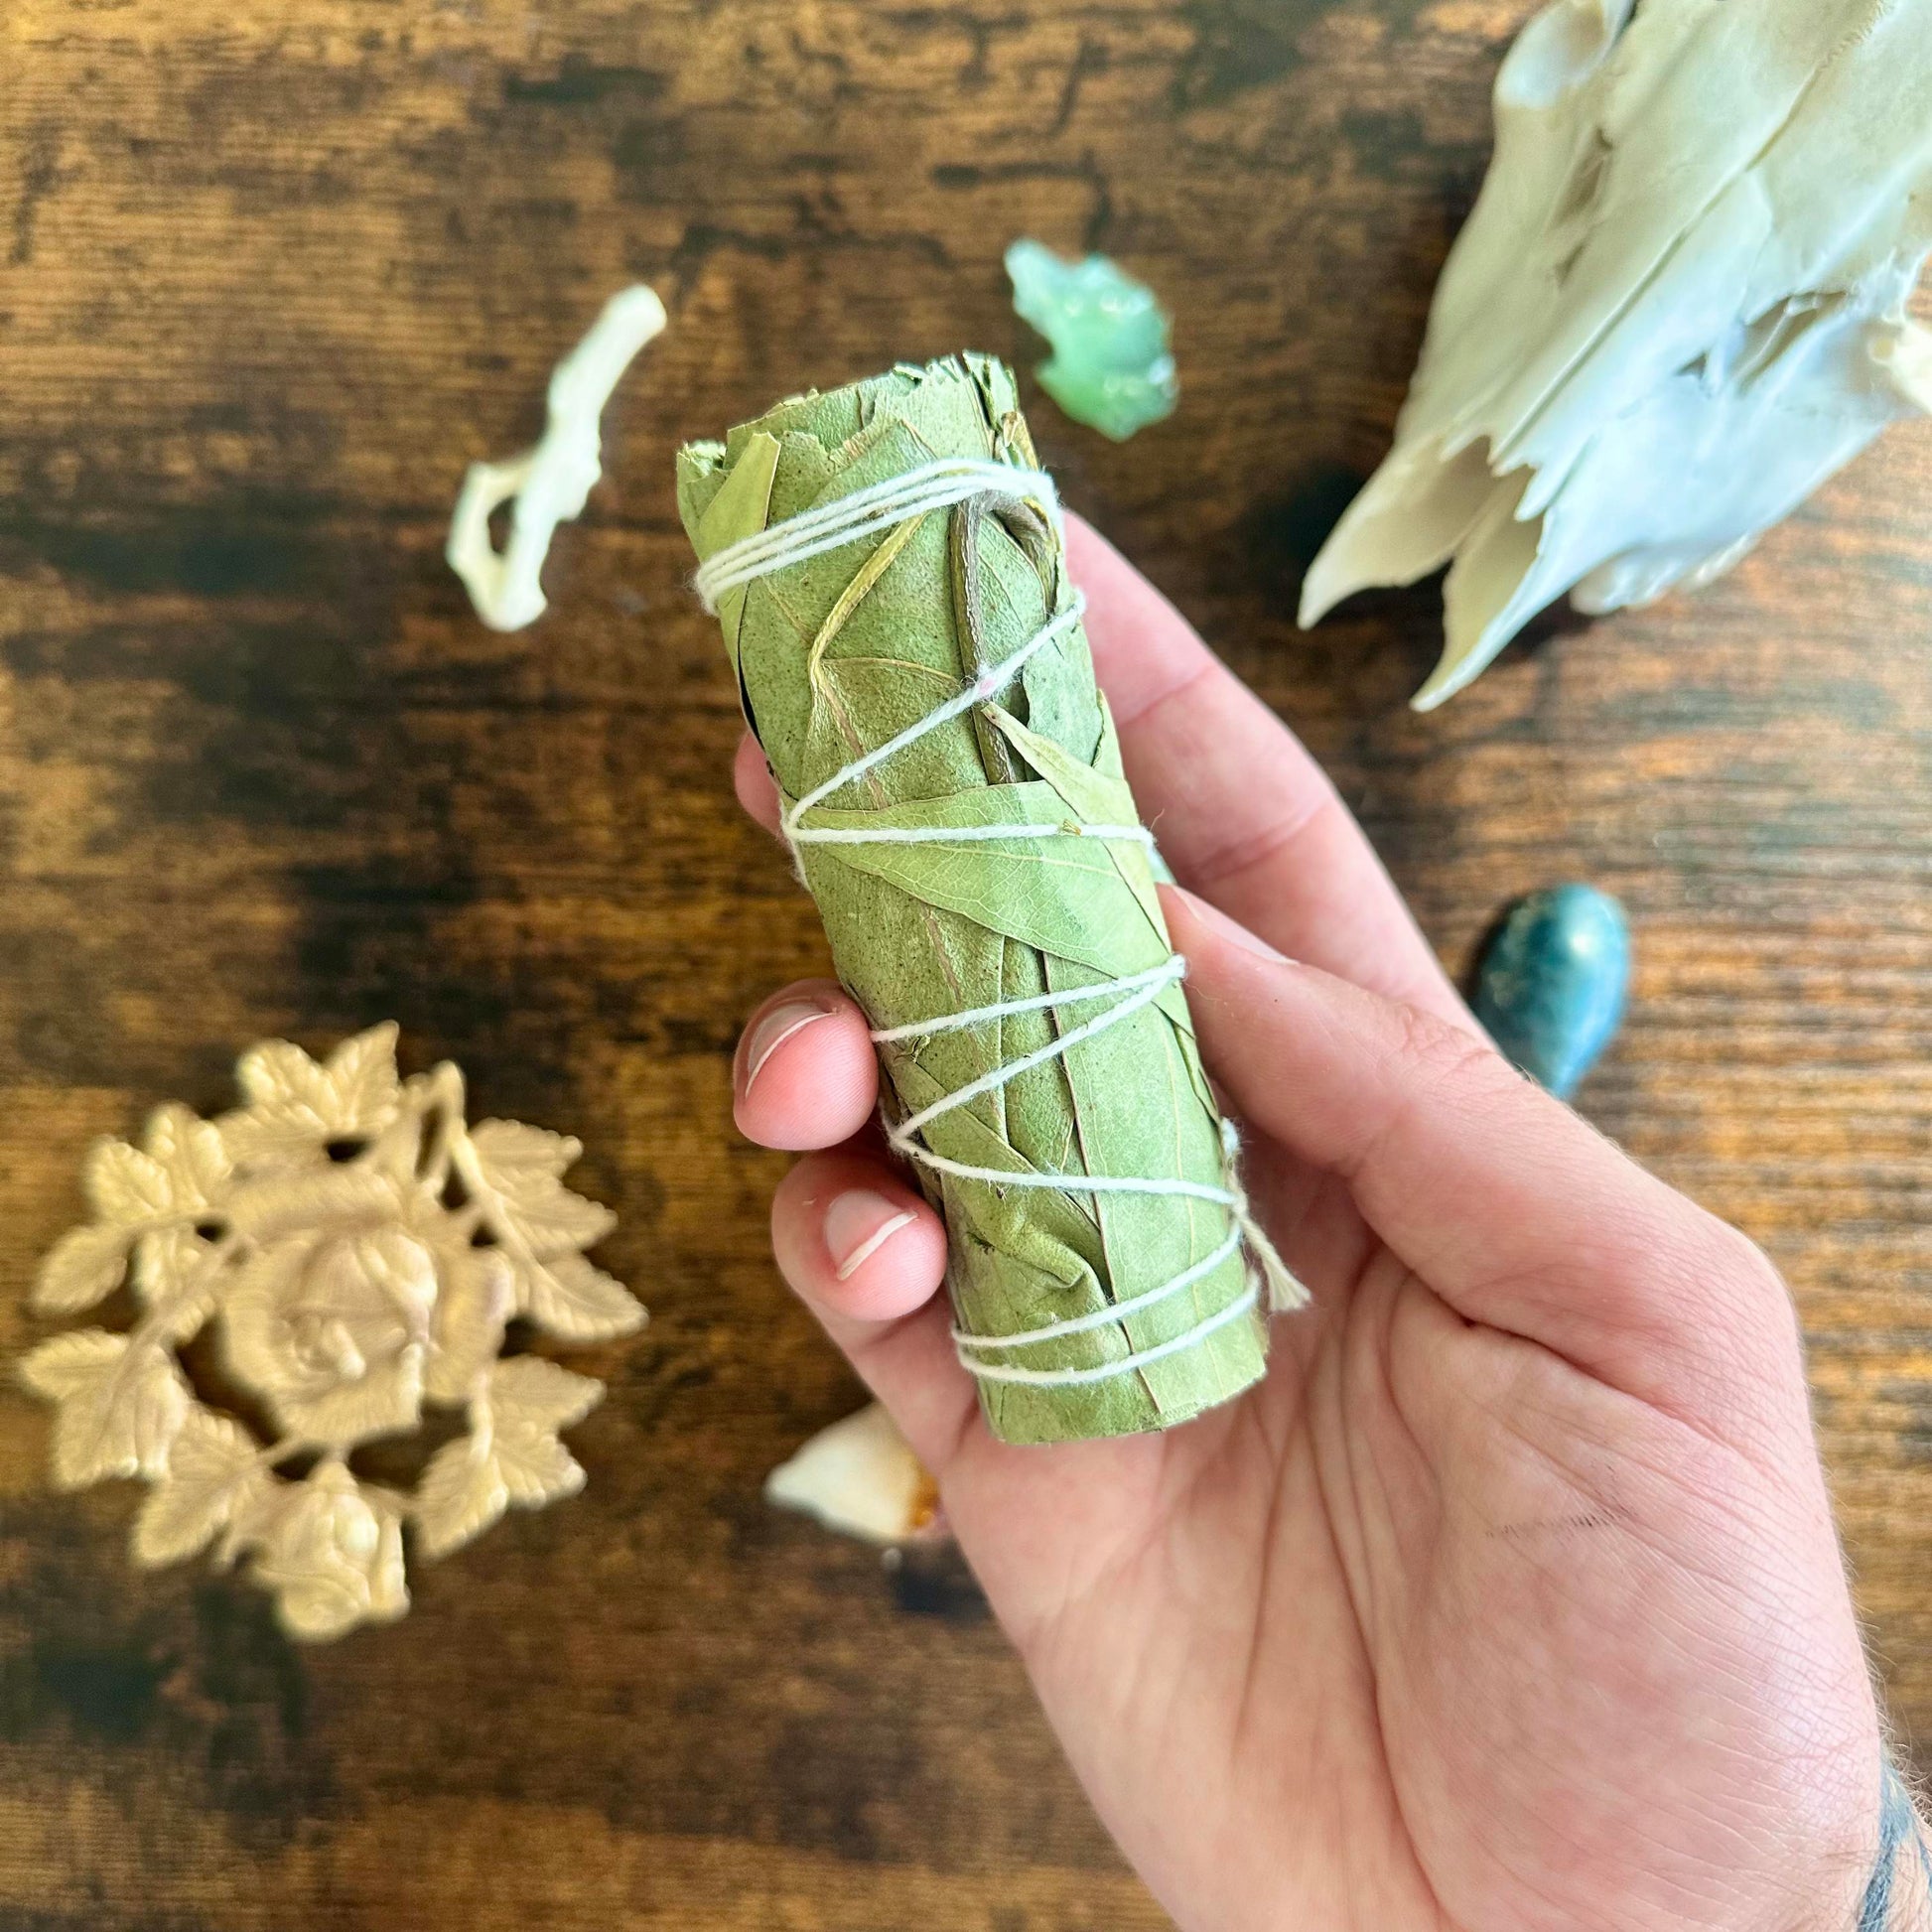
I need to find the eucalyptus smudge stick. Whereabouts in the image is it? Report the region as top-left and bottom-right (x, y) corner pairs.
(679, 355), (1299, 1446)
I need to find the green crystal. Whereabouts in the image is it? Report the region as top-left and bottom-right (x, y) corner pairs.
(1005, 239), (1178, 442)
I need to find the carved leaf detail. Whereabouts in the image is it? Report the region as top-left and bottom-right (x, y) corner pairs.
(83, 1139), (177, 1225)
(494, 1425), (584, 1509)
(223, 1024), (404, 1167)
(412, 1435), (510, 1560)
(132, 1409), (270, 1568)
(142, 1104), (231, 1211)
(21, 1028), (640, 1639)
(322, 1027), (407, 1122)
(412, 1360), (598, 1560)
(20, 1331), (189, 1490)
(131, 1227), (224, 1341)
(488, 1357), (603, 1435)
(469, 1120), (617, 1257)
(19, 1326), (129, 1401)
(511, 1251), (647, 1342)
(468, 1119), (576, 1184)
(33, 1223), (132, 1314)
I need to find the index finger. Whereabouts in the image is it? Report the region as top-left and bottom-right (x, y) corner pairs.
(1066, 513), (1473, 1032)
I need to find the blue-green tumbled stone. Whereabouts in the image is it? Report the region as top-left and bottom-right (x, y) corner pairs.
(1005, 239), (1178, 442)
(1474, 885), (1631, 1101)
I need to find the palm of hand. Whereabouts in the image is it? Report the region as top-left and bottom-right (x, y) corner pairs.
(731, 520), (1879, 1930)
(944, 1176), (1871, 1932)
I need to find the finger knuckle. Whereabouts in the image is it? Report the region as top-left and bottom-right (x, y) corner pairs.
(1392, 1004), (1505, 1099)
(1706, 1214), (1800, 1328)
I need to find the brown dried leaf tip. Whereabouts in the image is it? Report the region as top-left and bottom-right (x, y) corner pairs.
(17, 1025), (644, 1641)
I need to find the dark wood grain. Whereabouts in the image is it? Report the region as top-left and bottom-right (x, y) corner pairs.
(2, 1), (1930, 1924)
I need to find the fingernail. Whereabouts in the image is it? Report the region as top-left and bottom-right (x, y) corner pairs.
(1170, 887), (1292, 964)
(743, 999), (838, 1092)
(824, 1190), (918, 1282)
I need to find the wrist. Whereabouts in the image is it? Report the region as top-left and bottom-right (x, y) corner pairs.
(1861, 1759), (1932, 1932)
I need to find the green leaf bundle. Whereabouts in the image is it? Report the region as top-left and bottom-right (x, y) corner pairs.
(679, 354), (1285, 1446)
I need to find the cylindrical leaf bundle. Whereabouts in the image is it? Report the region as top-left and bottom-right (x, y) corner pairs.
(679, 355), (1274, 1445)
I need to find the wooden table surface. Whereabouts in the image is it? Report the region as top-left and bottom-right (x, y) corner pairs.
(3, 2), (1931, 1926)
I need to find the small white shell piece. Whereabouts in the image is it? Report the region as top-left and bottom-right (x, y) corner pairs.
(1302, 0), (1932, 709)
(765, 1403), (939, 1547)
(448, 284), (666, 631)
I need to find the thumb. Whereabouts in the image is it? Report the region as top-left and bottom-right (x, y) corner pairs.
(1163, 887), (1807, 1441)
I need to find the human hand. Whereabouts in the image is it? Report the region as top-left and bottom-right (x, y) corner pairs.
(730, 515), (1888, 1931)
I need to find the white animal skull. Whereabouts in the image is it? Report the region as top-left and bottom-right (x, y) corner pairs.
(1302, 0), (1932, 709)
